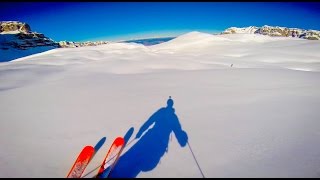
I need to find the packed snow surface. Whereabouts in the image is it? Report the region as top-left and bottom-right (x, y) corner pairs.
(1, 32), (320, 178)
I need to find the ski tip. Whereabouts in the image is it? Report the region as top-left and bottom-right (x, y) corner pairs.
(84, 145), (95, 149)
(114, 137), (125, 146)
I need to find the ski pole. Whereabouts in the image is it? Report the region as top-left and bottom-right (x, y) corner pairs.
(125, 137), (138, 147)
(124, 128), (147, 147)
(81, 137), (139, 178)
(81, 152), (118, 178)
(187, 142), (205, 178)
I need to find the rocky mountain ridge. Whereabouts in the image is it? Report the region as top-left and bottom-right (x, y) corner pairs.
(0, 21), (60, 50)
(222, 25), (320, 40)
(1, 21), (320, 62)
(58, 40), (109, 48)
(0, 21), (110, 50)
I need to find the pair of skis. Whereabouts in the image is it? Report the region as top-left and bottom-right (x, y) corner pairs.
(66, 137), (125, 178)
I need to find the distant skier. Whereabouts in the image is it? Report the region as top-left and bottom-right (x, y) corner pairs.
(231, 64), (233, 67)
(110, 96), (188, 178)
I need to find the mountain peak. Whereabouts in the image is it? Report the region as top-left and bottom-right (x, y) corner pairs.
(222, 25), (320, 40)
(0, 21), (31, 34)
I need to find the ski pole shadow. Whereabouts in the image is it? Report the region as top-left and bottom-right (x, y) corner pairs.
(123, 127), (134, 146)
(94, 136), (106, 155)
(98, 127), (135, 178)
(85, 127), (135, 178)
(80, 136), (107, 178)
(109, 97), (189, 178)
(93, 126), (133, 158)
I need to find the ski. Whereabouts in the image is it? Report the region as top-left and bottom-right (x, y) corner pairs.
(66, 145), (95, 178)
(96, 137), (125, 178)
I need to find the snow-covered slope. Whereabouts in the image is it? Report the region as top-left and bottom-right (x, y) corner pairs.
(149, 31), (230, 51)
(1, 31), (320, 178)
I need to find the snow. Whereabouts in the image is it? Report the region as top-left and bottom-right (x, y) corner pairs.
(225, 26), (259, 34)
(0, 33), (57, 62)
(1, 32), (320, 178)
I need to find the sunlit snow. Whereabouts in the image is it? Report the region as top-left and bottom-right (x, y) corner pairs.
(1, 32), (320, 178)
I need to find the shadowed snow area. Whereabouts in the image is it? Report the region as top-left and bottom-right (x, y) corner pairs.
(1, 32), (320, 178)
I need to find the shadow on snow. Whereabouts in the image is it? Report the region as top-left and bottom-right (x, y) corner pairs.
(110, 97), (188, 178)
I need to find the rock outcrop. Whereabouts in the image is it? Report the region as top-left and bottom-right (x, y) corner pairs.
(58, 40), (109, 48)
(0, 21), (31, 33)
(222, 25), (320, 40)
(0, 21), (60, 50)
(0, 21), (111, 51)
(0, 21), (112, 62)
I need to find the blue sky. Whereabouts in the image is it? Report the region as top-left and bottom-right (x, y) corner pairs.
(1, 2), (320, 42)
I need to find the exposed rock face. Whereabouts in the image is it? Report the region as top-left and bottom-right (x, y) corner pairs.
(58, 41), (109, 48)
(0, 21), (60, 50)
(0, 21), (31, 33)
(222, 25), (320, 40)
(0, 21), (112, 62)
(0, 33), (60, 50)
(0, 21), (110, 51)
(222, 26), (259, 34)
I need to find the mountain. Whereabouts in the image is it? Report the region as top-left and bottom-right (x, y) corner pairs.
(149, 31), (291, 53)
(2, 21), (320, 63)
(222, 26), (259, 34)
(1, 21), (31, 33)
(222, 25), (320, 40)
(0, 21), (60, 50)
(0, 21), (60, 62)
(0, 21), (111, 62)
(1, 27), (320, 178)
(58, 40), (109, 48)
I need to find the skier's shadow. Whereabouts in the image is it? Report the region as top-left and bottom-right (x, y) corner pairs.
(110, 97), (188, 178)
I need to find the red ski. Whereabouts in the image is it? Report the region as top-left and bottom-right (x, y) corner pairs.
(96, 137), (125, 178)
(66, 145), (95, 178)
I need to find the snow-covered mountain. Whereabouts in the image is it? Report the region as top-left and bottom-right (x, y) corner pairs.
(0, 21), (111, 62)
(0, 21), (60, 49)
(58, 40), (110, 48)
(222, 26), (259, 34)
(2, 21), (320, 63)
(222, 25), (320, 40)
(0, 21), (60, 62)
(1, 30), (320, 178)
(0, 21), (31, 33)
